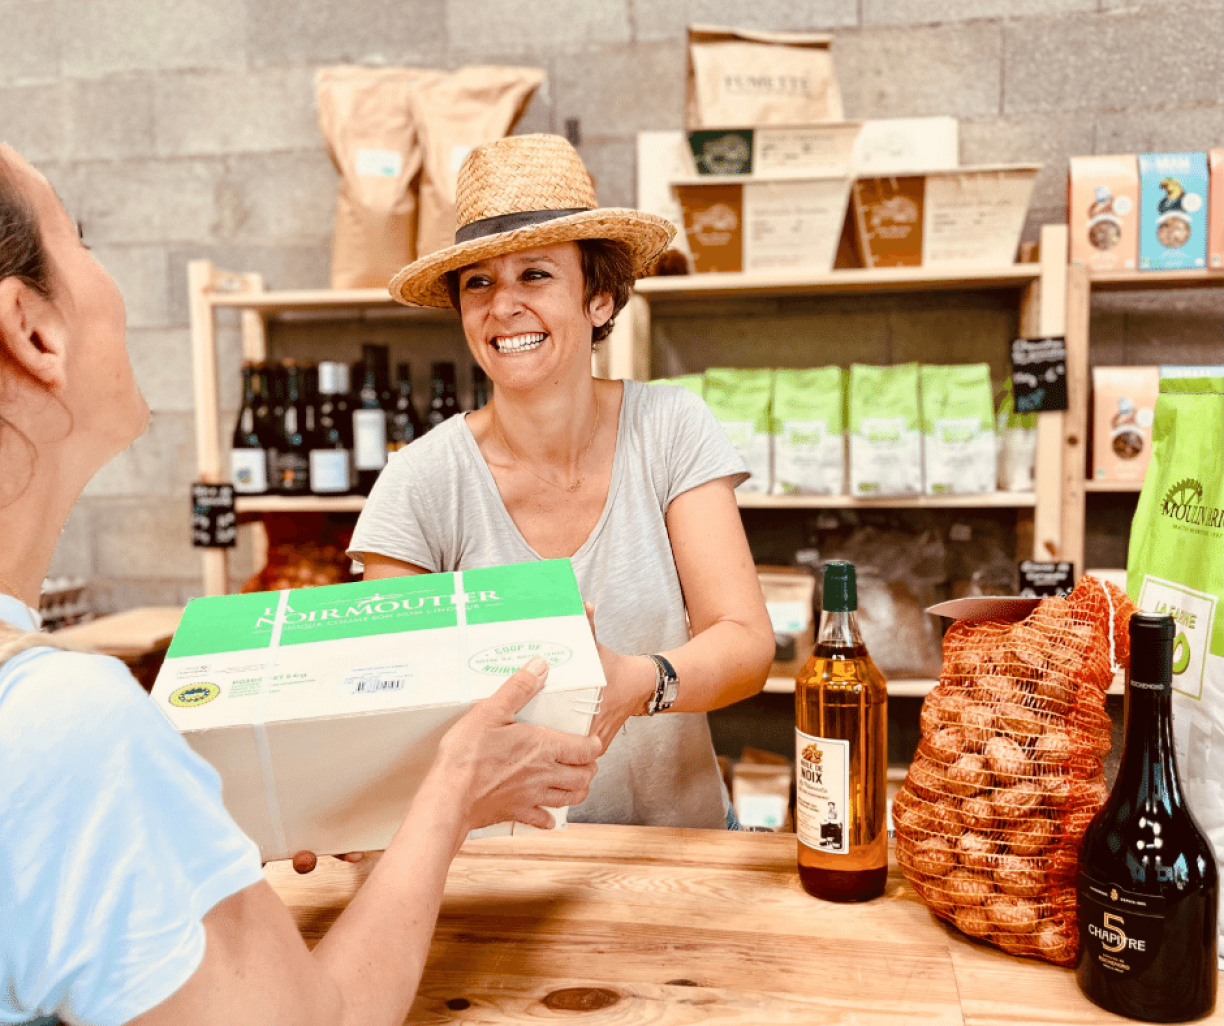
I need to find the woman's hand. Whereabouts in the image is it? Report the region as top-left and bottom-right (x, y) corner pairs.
(583, 603), (657, 754)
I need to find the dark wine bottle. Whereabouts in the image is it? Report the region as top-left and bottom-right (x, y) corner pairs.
(388, 362), (425, 453)
(426, 360), (460, 430)
(308, 361), (352, 495)
(271, 359), (310, 496)
(352, 344), (390, 495)
(262, 362), (285, 494)
(471, 364), (490, 410)
(1076, 612), (1218, 1023)
(230, 361), (269, 494)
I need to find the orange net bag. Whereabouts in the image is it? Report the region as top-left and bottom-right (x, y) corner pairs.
(894, 576), (1136, 965)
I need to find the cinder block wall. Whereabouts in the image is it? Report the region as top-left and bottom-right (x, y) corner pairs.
(3, 0), (1220, 609)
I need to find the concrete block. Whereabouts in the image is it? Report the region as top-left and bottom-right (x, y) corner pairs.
(688, 0), (859, 31)
(166, 245), (333, 325)
(0, 83), (68, 163)
(71, 158), (222, 246)
(1003, 6), (1224, 114)
(512, 77), (556, 136)
(579, 136), (637, 209)
(92, 247), (171, 330)
(863, 0), (1093, 26)
(834, 22), (1002, 119)
(887, 301), (1016, 381)
(959, 113), (1094, 215)
(59, 0), (246, 78)
(215, 151), (336, 246)
(154, 67), (322, 158)
(247, 0), (447, 65)
(84, 411), (196, 500)
(46, 505), (94, 581)
(66, 77), (157, 162)
(124, 327), (197, 413)
(1095, 104), (1224, 157)
(0, 1), (59, 85)
(446, 0), (630, 55)
(1021, 205), (1067, 248)
(554, 41), (686, 136)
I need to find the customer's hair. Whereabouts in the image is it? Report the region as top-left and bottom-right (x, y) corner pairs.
(0, 152), (53, 299)
(445, 238), (637, 349)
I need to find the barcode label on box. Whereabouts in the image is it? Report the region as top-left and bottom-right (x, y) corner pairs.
(345, 670), (415, 696)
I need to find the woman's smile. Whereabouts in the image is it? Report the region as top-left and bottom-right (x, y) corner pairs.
(491, 331), (547, 354)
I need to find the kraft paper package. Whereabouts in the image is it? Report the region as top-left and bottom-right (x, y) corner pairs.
(685, 24), (843, 127)
(848, 363), (922, 497)
(705, 367), (772, 494)
(1127, 375), (1224, 968)
(316, 66), (440, 289)
(995, 377), (1037, 493)
(770, 366), (845, 495)
(919, 363), (997, 496)
(413, 66), (546, 257)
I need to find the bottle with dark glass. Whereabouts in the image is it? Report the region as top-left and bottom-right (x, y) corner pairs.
(388, 362), (425, 453)
(426, 360), (460, 430)
(1076, 612), (1218, 1023)
(270, 359), (310, 496)
(308, 361), (353, 495)
(230, 360), (269, 494)
(471, 364), (490, 410)
(261, 362), (285, 494)
(352, 344), (390, 495)
(795, 561), (888, 902)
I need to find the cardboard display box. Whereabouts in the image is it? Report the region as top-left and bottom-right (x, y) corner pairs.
(1138, 152), (1209, 271)
(151, 560), (604, 862)
(851, 165), (1039, 269)
(759, 566), (816, 679)
(686, 122), (861, 177)
(850, 116), (959, 175)
(1091, 366), (1159, 483)
(1209, 148), (1223, 271)
(1068, 154), (1140, 272)
(674, 174), (851, 274)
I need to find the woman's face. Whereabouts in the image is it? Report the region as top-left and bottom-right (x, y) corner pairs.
(456, 241), (613, 396)
(3, 146), (148, 457)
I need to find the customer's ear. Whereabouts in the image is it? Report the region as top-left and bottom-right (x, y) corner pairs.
(0, 278), (68, 390)
(588, 290), (614, 329)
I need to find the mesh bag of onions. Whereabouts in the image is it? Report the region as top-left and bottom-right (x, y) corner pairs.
(894, 576), (1136, 965)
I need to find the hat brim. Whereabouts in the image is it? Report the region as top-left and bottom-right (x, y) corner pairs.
(388, 209), (677, 308)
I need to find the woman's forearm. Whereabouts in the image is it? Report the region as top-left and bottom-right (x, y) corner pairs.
(657, 615), (775, 714)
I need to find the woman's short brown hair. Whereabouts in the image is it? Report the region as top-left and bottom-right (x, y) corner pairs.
(445, 238), (637, 349)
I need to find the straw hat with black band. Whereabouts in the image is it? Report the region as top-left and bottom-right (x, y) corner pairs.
(389, 134), (675, 309)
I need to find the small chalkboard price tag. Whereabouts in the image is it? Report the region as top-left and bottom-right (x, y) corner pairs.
(1018, 561), (1075, 598)
(191, 483), (236, 549)
(1010, 336), (1068, 413)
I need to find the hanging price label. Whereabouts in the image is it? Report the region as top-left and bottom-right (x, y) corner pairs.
(1010, 336), (1068, 413)
(191, 483), (236, 549)
(1018, 560), (1075, 597)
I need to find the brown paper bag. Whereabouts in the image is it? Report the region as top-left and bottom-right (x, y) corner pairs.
(413, 66), (546, 258)
(685, 25), (843, 128)
(316, 66), (442, 289)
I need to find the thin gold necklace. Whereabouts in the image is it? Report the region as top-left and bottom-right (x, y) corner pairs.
(494, 400), (600, 493)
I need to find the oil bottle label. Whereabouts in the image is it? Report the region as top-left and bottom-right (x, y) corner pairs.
(795, 729), (849, 854)
(1078, 871), (1165, 978)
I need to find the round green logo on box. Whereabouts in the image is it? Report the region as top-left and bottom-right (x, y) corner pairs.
(469, 642), (572, 676)
(169, 682), (220, 707)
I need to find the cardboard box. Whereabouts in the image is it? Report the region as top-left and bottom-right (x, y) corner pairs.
(1068, 155), (1140, 272)
(1091, 366), (1159, 482)
(851, 165), (1039, 268)
(674, 175), (851, 273)
(636, 130), (696, 265)
(151, 560), (604, 862)
(1209, 148), (1223, 271)
(1138, 152), (1209, 271)
(851, 116), (959, 174)
(686, 122), (861, 177)
(759, 566), (816, 679)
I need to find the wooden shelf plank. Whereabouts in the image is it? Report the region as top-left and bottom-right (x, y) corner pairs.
(236, 495), (367, 514)
(737, 491), (1036, 510)
(207, 287), (453, 319)
(635, 264), (1041, 301)
(1087, 268), (1224, 291)
(1085, 479), (1144, 493)
(763, 676), (937, 697)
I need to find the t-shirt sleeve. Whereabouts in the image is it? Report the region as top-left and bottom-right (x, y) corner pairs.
(653, 384), (749, 507)
(0, 650), (263, 1025)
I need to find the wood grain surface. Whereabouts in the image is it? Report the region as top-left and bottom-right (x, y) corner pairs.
(264, 825), (1221, 1025)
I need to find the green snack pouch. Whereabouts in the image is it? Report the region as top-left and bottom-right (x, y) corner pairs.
(705, 367), (772, 494)
(1127, 375), (1224, 966)
(920, 363), (996, 496)
(771, 366), (844, 495)
(848, 363), (921, 497)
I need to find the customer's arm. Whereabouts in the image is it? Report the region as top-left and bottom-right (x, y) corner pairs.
(130, 664), (600, 1026)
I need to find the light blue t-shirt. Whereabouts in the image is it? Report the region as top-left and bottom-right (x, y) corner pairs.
(0, 595), (264, 1025)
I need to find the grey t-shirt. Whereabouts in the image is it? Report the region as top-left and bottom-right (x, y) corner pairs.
(348, 380), (748, 828)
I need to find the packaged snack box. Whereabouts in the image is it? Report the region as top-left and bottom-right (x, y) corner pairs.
(1091, 366), (1159, 482)
(1209, 148), (1223, 271)
(1068, 155), (1140, 272)
(151, 560), (604, 862)
(1138, 152), (1209, 271)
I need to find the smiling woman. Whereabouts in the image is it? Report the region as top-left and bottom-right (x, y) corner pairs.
(349, 134), (776, 830)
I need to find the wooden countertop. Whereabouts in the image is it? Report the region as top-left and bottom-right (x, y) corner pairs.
(263, 825), (1221, 1024)
(53, 605), (182, 658)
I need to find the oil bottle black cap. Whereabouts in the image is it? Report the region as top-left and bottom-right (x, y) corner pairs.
(1129, 611), (1174, 688)
(822, 561), (857, 613)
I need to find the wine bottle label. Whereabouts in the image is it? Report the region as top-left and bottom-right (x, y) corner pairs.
(274, 451), (310, 493)
(1078, 871), (1166, 978)
(795, 729), (850, 854)
(230, 448), (268, 494)
(309, 449), (350, 493)
(353, 410), (388, 470)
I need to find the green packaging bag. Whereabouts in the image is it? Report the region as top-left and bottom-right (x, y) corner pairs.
(770, 366), (845, 496)
(650, 373), (705, 398)
(848, 363), (922, 497)
(1127, 375), (1223, 967)
(996, 377), (1037, 492)
(705, 368), (773, 494)
(919, 363), (997, 496)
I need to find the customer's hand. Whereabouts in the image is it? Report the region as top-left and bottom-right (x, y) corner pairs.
(583, 603), (659, 754)
(429, 657), (602, 833)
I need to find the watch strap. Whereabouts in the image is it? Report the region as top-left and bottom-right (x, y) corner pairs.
(645, 654), (678, 715)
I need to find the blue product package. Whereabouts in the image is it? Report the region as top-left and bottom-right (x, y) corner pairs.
(1138, 152), (1209, 270)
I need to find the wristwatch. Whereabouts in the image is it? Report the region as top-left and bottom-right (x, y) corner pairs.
(645, 654), (679, 715)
